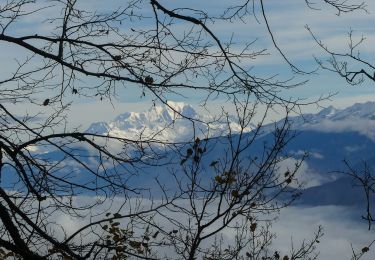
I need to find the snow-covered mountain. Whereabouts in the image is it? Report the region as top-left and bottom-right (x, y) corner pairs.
(282, 101), (375, 125)
(86, 101), (252, 141)
(14, 100), (375, 206)
(286, 101), (375, 140)
(317, 101), (375, 121)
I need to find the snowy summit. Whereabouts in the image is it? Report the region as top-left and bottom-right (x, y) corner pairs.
(86, 101), (251, 141)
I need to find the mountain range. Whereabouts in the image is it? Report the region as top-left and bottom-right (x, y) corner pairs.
(8, 101), (375, 208)
(86, 101), (252, 142)
(87, 101), (375, 206)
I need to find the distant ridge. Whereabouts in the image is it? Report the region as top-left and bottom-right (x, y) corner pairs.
(278, 101), (375, 141)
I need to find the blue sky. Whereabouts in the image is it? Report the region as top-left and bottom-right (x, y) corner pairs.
(1, 0), (375, 128)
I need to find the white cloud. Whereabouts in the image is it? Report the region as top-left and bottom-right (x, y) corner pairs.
(344, 145), (365, 153)
(48, 196), (375, 260)
(293, 150), (324, 160)
(277, 157), (332, 188)
(272, 205), (375, 260)
(308, 119), (375, 141)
